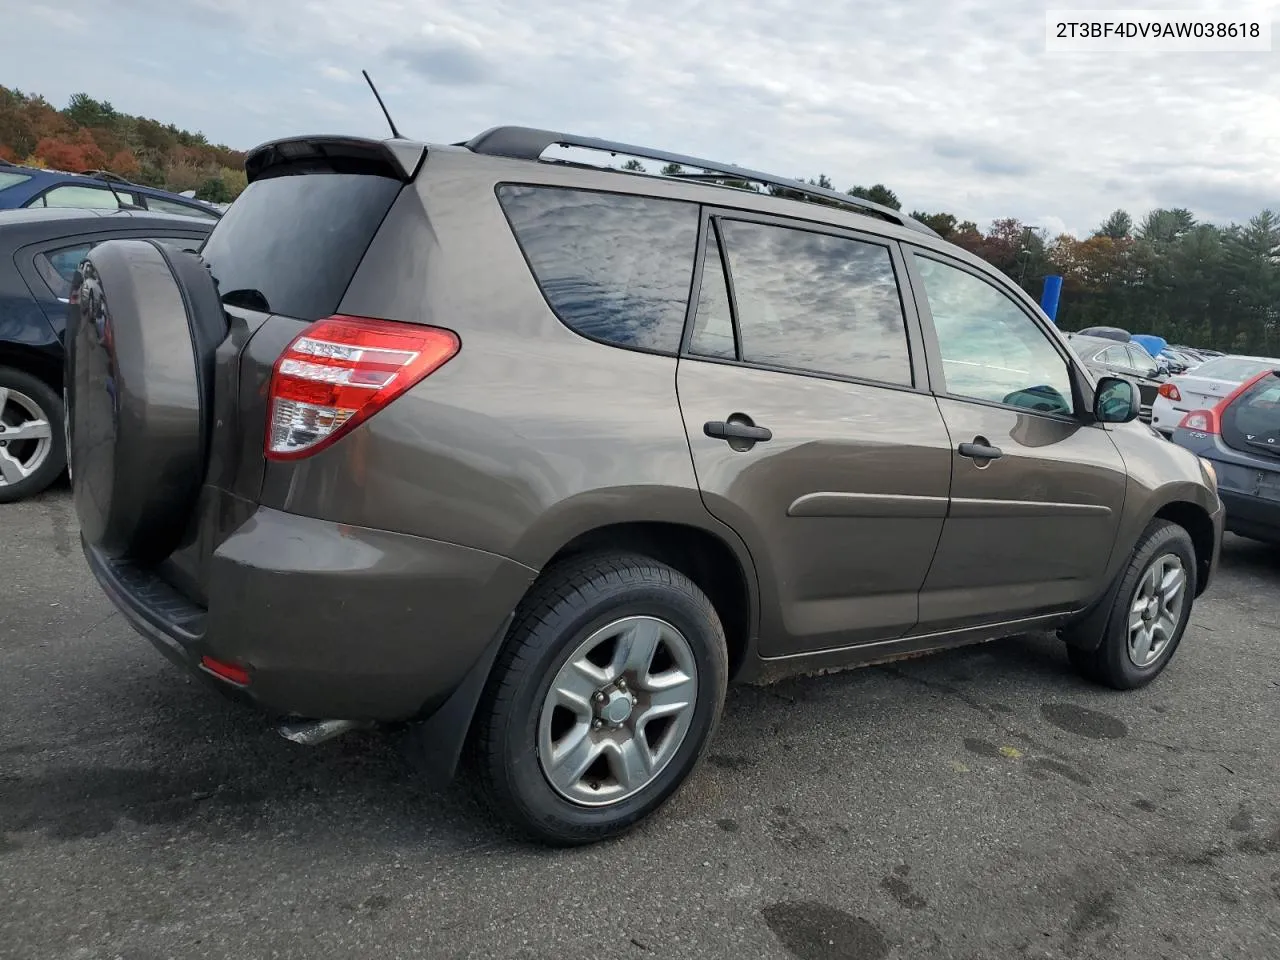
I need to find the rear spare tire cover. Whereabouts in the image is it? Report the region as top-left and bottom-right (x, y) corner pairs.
(66, 239), (221, 565)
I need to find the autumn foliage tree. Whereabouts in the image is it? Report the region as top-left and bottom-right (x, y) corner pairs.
(0, 86), (246, 201)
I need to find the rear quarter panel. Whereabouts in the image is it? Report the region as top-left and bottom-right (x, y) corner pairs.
(259, 149), (755, 576)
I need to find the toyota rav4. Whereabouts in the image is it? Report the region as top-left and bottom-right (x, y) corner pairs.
(66, 128), (1224, 845)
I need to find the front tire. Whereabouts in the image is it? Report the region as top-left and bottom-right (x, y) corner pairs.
(0, 367), (65, 504)
(473, 553), (729, 845)
(1065, 519), (1196, 690)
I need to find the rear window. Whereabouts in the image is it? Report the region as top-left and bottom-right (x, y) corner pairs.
(1223, 374), (1280, 459)
(1192, 356), (1279, 382)
(146, 195), (220, 221)
(198, 173), (401, 320)
(496, 185), (699, 355)
(0, 171), (32, 192)
(35, 243), (93, 300)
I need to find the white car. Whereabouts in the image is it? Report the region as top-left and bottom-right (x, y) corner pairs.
(1151, 353), (1280, 436)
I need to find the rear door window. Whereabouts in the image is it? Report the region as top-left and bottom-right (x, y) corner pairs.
(1223, 374), (1280, 459)
(496, 185), (699, 355)
(34, 185), (120, 209)
(713, 219), (913, 386)
(198, 172), (402, 320)
(1124, 344), (1156, 374)
(1099, 346), (1129, 369)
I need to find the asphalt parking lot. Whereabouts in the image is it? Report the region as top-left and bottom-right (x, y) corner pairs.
(2, 489), (1278, 960)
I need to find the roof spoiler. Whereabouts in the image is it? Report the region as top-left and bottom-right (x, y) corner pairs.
(461, 125), (939, 238)
(243, 135), (426, 184)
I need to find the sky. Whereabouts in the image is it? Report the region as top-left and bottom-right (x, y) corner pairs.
(4, 0), (1279, 238)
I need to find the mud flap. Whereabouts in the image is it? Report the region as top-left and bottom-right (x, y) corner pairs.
(407, 612), (515, 785)
(1061, 570), (1126, 651)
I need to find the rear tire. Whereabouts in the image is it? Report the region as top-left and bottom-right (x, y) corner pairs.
(1064, 519), (1196, 690)
(0, 367), (65, 504)
(473, 553), (728, 846)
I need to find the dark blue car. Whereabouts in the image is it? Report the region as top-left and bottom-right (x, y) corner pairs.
(0, 206), (213, 502)
(0, 161), (221, 221)
(1171, 368), (1280, 543)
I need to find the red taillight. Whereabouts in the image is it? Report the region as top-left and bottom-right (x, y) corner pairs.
(1158, 382), (1181, 402)
(1177, 409), (1218, 433)
(200, 655), (250, 686)
(265, 315), (460, 461)
(1176, 369), (1275, 435)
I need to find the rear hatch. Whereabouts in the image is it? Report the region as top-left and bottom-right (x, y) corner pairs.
(1221, 373), (1280, 465)
(158, 139), (419, 605)
(1184, 371), (1280, 511)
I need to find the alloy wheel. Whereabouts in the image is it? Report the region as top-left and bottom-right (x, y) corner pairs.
(537, 616), (699, 807)
(0, 386), (54, 488)
(1127, 553), (1186, 668)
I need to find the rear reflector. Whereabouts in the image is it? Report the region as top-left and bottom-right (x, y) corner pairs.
(1158, 382), (1181, 402)
(200, 655), (250, 686)
(266, 315), (460, 460)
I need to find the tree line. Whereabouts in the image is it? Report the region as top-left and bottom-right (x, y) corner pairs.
(0, 87), (247, 203)
(627, 159), (1280, 355)
(5, 91), (1275, 353)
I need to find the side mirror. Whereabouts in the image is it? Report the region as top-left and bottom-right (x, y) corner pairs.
(1094, 376), (1140, 423)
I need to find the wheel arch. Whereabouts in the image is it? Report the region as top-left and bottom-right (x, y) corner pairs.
(0, 342), (63, 392)
(1152, 498), (1216, 598)
(409, 516), (761, 787)
(1063, 493), (1217, 651)
(539, 519), (759, 681)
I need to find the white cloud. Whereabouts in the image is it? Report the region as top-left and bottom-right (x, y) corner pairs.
(3, 0), (1278, 235)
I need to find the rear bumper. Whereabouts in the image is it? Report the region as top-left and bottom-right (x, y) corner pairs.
(1218, 488), (1280, 543)
(86, 506), (536, 721)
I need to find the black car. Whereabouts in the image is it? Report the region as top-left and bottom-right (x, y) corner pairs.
(1172, 368), (1280, 543)
(0, 207), (212, 502)
(1067, 333), (1166, 423)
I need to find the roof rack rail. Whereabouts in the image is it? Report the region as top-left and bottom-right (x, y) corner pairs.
(462, 126), (939, 238)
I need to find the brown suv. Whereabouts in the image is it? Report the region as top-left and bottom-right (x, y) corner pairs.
(65, 128), (1223, 845)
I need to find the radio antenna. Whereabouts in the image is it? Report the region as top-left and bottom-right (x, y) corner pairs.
(362, 69), (403, 139)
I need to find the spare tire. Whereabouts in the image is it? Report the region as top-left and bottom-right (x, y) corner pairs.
(65, 239), (227, 565)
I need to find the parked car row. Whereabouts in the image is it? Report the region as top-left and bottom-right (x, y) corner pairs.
(1067, 333), (1165, 423)
(1151, 354), (1280, 437)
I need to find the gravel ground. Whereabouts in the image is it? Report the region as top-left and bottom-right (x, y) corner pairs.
(2, 488), (1278, 960)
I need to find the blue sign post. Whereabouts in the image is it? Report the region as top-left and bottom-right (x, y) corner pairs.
(1041, 275), (1063, 324)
